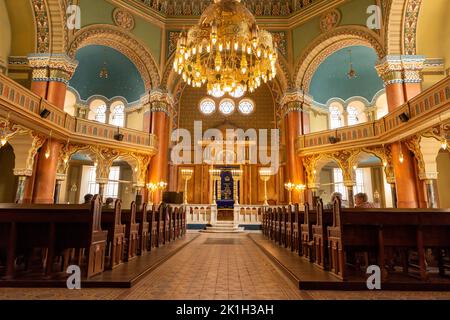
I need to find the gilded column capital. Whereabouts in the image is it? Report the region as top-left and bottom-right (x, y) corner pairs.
(142, 89), (175, 117)
(375, 55), (425, 85)
(28, 54), (79, 85)
(280, 89), (313, 117)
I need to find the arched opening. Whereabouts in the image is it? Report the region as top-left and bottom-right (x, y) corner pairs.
(0, 143), (17, 203)
(62, 151), (138, 208)
(314, 158), (348, 207)
(88, 99), (108, 123)
(352, 151), (393, 208)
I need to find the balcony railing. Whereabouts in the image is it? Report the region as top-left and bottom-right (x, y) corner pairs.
(296, 76), (450, 153)
(0, 73), (158, 153)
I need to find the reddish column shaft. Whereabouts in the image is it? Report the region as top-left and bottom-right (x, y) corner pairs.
(390, 143), (419, 208)
(285, 110), (307, 203)
(32, 141), (62, 204)
(149, 111), (170, 203)
(29, 80), (68, 203)
(385, 82), (421, 208)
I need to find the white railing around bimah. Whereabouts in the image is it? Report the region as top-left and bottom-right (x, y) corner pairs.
(170, 204), (291, 226)
(185, 204), (212, 224)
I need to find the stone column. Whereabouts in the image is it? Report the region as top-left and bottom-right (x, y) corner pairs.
(145, 90), (173, 204)
(375, 55), (425, 208)
(54, 173), (66, 204)
(280, 90), (312, 204)
(345, 181), (355, 208)
(27, 54), (78, 204)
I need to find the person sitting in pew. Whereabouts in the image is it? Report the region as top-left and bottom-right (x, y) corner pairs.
(104, 198), (114, 208)
(354, 193), (375, 208)
(326, 192), (345, 209)
(83, 194), (94, 204)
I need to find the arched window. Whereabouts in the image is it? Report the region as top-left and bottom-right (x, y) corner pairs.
(111, 104), (125, 127)
(238, 99), (254, 115)
(329, 104), (342, 129)
(199, 98), (216, 115)
(219, 99), (235, 115)
(94, 104), (107, 123)
(347, 105), (359, 126)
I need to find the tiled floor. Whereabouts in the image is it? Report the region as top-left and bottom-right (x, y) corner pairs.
(0, 233), (449, 300)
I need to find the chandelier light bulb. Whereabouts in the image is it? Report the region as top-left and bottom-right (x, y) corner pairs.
(442, 140), (448, 150)
(399, 153), (404, 164)
(0, 137), (7, 146)
(45, 149), (51, 159)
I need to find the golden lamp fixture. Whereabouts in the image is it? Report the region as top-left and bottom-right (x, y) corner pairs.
(173, 0), (278, 98)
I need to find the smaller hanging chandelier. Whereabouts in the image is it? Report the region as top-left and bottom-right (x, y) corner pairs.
(173, 0), (278, 98)
(99, 61), (109, 79)
(347, 49), (357, 79)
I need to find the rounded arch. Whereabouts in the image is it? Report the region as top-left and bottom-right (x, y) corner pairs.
(45, 0), (68, 53)
(68, 24), (161, 91)
(294, 26), (384, 91)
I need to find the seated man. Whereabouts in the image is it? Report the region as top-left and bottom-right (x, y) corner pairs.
(104, 197), (114, 208)
(354, 193), (375, 208)
(326, 192), (345, 209)
(83, 194), (94, 204)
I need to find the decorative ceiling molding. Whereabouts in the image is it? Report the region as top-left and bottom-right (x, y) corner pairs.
(108, 0), (346, 30)
(294, 26), (385, 91)
(68, 24), (161, 90)
(134, 0), (318, 17)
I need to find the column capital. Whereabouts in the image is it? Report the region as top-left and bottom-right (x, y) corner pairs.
(141, 89), (175, 116)
(280, 89), (313, 117)
(375, 55), (425, 85)
(28, 53), (79, 85)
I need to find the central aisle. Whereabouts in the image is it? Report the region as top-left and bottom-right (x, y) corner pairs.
(118, 233), (306, 300)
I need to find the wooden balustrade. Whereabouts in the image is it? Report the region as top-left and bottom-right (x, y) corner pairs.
(296, 76), (450, 152)
(0, 73), (158, 152)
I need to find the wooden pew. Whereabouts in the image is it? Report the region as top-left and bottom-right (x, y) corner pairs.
(147, 205), (159, 250)
(120, 202), (140, 262)
(135, 203), (149, 256)
(312, 199), (334, 270)
(0, 195), (107, 278)
(285, 206), (293, 250)
(101, 200), (125, 269)
(327, 199), (450, 281)
(280, 207), (287, 247)
(292, 205), (303, 255)
(300, 203), (315, 262)
(179, 206), (186, 236)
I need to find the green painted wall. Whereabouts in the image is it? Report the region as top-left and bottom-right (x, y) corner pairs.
(79, 0), (161, 64)
(339, 0), (376, 26)
(292, 16), (321, 61)
(292, 0), (377, 62)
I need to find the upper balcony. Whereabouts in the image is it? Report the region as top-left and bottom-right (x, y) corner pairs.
(0, 74), (158, 155)
(296, 76), (450, 155)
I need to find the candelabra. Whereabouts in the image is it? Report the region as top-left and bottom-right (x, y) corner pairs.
(259, 168), (272, 206)
(295, 184), (306, 205)
(146, 182), (159, 206)
(284, 182), (295, 205)
(181, 169), (194, 205)
(231, 169), (243, 205)
(157, 181), (168, 204)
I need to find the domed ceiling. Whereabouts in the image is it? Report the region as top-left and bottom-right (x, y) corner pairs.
(69, 45), (145, 103)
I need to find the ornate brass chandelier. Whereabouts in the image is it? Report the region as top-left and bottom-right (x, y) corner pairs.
(173, 0), (278, 98)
